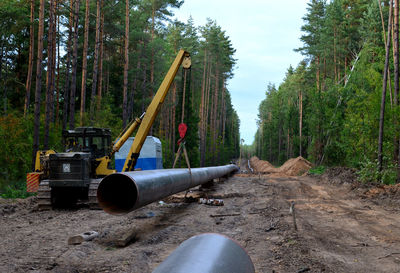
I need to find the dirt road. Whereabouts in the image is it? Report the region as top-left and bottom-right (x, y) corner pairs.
(1, 170), (400, 272)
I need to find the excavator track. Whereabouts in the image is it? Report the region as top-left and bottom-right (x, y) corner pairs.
(37, 179), (102, 210)
(88, 179), (102, 210)
(37, 180), (52, 211)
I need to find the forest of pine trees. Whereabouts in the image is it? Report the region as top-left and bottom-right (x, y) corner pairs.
(253, 0), (400, 184)
(0, 0), (240, 190)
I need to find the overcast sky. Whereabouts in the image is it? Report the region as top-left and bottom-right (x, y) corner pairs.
(173, 0), (310, 144)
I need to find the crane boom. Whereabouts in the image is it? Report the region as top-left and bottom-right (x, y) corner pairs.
(122, 49), (191, 172)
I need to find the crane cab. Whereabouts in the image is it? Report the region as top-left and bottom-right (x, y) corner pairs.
(62, 127), (111, 159)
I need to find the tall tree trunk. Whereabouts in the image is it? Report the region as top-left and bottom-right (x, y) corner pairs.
(150, 2), (155, 98)
(378, 0), (393, 173)
(333, 29), (337, 82)
(141, 48), (147, 113)
(278, 125), (282, 164)
(269, 113), (272, 162)
(106, 48), (110, 95)
(379, 0), (395, 107)
(204, 59), (212, 164)
(69, 0), (80, 129)
(44, 0), (56, 149)
(212, 64), (219, 165)
(3, 56), (8, 115)
(32, 0), (45, 169)
(56, 3), (61, 124)
(50, 1), (56, 124)
(122, 0), (130, 128)
(221, 84), (226, 147)
(0, 46), (3, 90)
(394, 0), (400, 180)
(286, 128), (290, 160)
(394, 0), (399, 103)
(62, 0), (74, 130)
(80, 0), (90, 125)
(171, 82), (176, 161)
(316, 56), (320, 91)
(208, 69), (214, 159)
(199, 49), (207, 166)
(90, 0), (101, 122)
(299, 90), (303, 157)
(97, 3), (104, 111)
(24, 0), (35, 117)
(128, 54), (140, 119)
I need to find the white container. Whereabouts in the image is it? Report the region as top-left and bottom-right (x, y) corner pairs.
(115, 136), (163, 171)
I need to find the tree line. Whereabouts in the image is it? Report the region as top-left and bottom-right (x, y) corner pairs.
(0, 0), (240, 190)
(254, 0), (400, 184)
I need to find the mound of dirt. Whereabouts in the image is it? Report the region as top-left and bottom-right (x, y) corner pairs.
(249, 156), (313, 176)
(249, 156), (276, 173)
(0, 196), (37, 216)
(277, 156), (313, 176)
(320, 167), (358, 185)
(364, 184), (400, 199)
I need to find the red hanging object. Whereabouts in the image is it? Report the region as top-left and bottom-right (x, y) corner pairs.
(178, 123), (187, 139)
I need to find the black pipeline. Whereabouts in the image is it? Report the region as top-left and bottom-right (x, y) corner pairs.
(152, 233), (255, 273)
(97, 164), (238, 215)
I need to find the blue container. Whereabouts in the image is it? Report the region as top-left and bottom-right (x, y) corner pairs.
(115, 136), (163, 171)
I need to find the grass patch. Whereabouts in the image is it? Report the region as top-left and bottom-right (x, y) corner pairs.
(0, 180), (35, 199)
(308, 165), (326, 175)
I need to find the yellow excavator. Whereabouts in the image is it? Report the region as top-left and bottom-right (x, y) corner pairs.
(26, 50), (191, 209)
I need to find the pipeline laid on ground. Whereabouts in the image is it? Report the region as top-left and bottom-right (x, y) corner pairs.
(97, 164), (238, 215)
(152, 233), (255, 273)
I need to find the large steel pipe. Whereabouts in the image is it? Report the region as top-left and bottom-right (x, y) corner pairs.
(97, 164), (238, 215)
(152, 233), (255, 273)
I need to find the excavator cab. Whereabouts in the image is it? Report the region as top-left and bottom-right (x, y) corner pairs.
(62, 127), (111, 159)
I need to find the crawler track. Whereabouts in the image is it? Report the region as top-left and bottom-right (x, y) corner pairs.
(37, 180), (52, 211)
(88, 179), (101, 210)
(36, 179), (102, 210)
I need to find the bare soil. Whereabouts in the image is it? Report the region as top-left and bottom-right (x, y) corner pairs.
(1, 165), (400, 272)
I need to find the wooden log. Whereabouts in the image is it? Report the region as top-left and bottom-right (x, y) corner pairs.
(209, 213), (240, 218)
(68, 231), (99, 245)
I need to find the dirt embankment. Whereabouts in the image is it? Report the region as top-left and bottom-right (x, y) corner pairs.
(250, 156), (313, 176)
(319, 166), (400, 208)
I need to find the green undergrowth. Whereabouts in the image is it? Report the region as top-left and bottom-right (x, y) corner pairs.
(0, 180), (35, 199)
(357, 157), (397, 185)
(308, 165), (326, 175)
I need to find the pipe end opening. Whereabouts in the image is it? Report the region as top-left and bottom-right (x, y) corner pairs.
(97, 173), (138, 215)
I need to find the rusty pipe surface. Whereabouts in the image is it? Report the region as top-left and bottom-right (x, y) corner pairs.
(152, 233), (255, 273)
(97, 164), (238, 215)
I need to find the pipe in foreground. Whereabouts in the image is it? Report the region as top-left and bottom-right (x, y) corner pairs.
(97, 164), (238, 215)
(152, 233), (255, 273)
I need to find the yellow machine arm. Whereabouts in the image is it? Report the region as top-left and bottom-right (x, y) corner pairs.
(122, 49), (191, 172)
(111, 112), (145, 156)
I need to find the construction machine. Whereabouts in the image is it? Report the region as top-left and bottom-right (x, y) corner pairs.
(27, 50), (191, 210)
